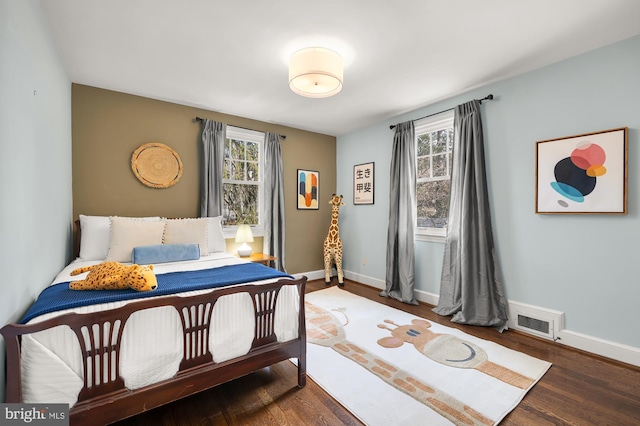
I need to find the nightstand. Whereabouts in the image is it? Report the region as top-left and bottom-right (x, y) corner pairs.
(243, 253), (278, 267)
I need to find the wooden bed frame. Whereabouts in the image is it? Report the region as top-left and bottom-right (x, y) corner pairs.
(1, 276), (307, 425)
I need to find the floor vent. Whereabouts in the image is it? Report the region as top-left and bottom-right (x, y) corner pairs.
(508, 301), (564, 341)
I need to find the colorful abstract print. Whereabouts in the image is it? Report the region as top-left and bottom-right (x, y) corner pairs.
(551, 142), (606, 207)
(298, 171), (318, 208)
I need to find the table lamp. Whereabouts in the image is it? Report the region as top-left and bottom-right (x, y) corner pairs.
(235, 224), (254, 257)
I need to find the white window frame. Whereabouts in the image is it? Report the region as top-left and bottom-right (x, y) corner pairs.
(414, 110), (454, 243)
(222, 126), (265, 239)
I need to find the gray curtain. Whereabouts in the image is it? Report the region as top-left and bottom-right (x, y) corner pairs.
(200, 119), (226, 217)
(262, 132), (287, 272)
(432, 100), (508, 331)
(381, 121), (418, 305)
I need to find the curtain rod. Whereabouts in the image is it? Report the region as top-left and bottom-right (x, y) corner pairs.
(389, 94), (494, 130)
(195, 117), (286, 139)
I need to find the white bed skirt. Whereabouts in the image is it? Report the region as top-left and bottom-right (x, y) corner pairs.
(20, 253), (300, 406)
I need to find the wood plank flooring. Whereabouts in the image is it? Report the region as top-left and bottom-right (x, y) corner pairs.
(114, 279), (640, 426)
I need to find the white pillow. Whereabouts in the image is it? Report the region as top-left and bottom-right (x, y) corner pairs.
(79, 215), (162, 260)
(106, 217), (166, 262)
(79, 215), (111, 260)
(163, 218), (209, 254)
(207, 216), (227, 253)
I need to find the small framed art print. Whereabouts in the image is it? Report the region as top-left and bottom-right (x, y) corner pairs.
(297, 169), (319, 209)
(353, 162), (374, 205)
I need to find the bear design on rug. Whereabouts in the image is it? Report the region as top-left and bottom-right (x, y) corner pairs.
(69, 261), (158, 291)
(377, 318), (534, 389)
(305, 301), (493, 425)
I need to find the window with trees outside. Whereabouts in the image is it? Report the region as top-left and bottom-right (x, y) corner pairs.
(223, 126), (264, 232)
(415, 110), (454, 241)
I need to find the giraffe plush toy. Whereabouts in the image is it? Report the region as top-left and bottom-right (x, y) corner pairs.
(324, 194), (345, 287)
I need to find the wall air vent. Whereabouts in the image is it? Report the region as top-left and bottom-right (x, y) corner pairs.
(518, 314), (549, 335)
(508, 301), (564, 341)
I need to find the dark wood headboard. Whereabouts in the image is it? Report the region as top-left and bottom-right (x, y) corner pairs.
(73, 219), (81, 259)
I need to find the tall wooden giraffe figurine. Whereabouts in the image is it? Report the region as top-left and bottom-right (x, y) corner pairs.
(324, 194), (345, 287)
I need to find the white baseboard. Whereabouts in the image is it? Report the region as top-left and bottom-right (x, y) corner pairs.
(296, 269), (640, 368)
(292, 269), (325, 281)
(345, 270), (440, 305)
(414, 288), (440, 306)
(344, 271), (385, 289)
(556, 329), (640, 367)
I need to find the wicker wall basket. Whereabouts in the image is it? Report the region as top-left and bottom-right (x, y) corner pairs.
(131, 142), (183, 188)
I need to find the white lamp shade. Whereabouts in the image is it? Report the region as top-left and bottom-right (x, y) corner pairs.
(289, 47), (343, 98)
(235, 224), (254, 257)
(235, 224), (254, 243)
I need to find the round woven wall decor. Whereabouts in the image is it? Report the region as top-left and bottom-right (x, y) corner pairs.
(131, 142), (183, 188)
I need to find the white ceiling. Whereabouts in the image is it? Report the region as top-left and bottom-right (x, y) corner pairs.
(41, 0), (640, 137)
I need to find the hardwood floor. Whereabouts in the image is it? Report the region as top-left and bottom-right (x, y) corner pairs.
(115, 279), (640, 426)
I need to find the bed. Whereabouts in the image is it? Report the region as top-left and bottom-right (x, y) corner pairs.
(1, 216), (307, 425)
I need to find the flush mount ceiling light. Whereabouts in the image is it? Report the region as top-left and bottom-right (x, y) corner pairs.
(289, 47), (343, 98)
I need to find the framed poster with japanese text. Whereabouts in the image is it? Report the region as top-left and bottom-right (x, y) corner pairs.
(353, 162), (374, 205)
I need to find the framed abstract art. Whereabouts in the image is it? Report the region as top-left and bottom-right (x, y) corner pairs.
(535, 127), (628, 214)
(297, 169), (319, 209)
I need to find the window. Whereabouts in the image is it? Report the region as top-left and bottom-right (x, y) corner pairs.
(415, 110), (454, 240)
(222, 126), (264, 229)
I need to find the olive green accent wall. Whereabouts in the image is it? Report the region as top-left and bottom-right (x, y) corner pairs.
(72, 84), (336, 274)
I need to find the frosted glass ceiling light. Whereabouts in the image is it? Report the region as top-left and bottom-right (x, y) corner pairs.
(289, 47), (343, 98)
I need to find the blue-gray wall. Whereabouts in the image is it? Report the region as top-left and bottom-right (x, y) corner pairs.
(0, 0), (72, 401)
(338, 35), (640, 356)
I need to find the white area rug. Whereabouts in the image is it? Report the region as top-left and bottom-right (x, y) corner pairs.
(301, 287), (551, 426)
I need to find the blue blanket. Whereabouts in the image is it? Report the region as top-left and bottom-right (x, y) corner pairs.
(21, 263), (292, 324)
